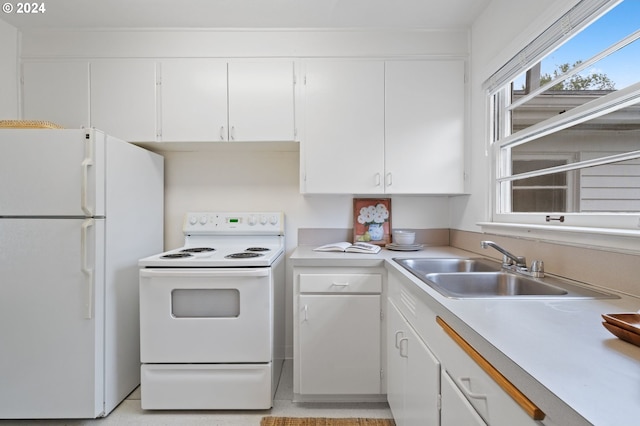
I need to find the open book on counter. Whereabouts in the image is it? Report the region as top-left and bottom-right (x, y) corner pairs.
(313, 242), (382, 254)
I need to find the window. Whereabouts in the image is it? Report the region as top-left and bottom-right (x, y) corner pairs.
(487, 0), (640, 234)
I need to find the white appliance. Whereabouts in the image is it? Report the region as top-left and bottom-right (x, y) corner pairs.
(138, 212), (285, 410)
(0, 129), (164, 419)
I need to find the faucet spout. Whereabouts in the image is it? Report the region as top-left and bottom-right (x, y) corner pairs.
(480, 240), (526, 267)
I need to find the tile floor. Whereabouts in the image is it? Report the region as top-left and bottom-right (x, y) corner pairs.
(0, 361), (392, 425)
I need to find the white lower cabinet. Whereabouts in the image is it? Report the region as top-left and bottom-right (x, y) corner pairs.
(294, 269), (384, 401)
(441, 370), (487, 426)
(387, 270), (544, 426)
(387, 300), (440, 426)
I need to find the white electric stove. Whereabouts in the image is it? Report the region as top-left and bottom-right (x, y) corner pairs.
(138, 212), (285, 410)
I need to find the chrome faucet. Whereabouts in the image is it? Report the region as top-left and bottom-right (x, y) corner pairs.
(480, 240), (545, 277)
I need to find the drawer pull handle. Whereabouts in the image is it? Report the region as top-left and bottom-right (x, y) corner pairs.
(457, 377), (488, 401)
(436, 316), (545, 421)
(331, 282), (350, 286)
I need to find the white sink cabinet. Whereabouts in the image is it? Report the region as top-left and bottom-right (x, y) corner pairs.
(293, 267), (386, 402)
(387, 268), (543, 426)
(301, 59), (466, 194)
(387, 299), (440, 426)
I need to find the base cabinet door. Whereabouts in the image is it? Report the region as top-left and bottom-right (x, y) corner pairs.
(387, 300), (440, 426)
(298, 294), (381, 395)
(441, 371), (487, 426)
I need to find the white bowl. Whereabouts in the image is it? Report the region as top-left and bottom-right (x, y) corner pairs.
(393, 230), (415, 245)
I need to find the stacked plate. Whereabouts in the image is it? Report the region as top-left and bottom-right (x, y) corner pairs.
(602, 313), (640, 347)
(386, 230), (423, 251)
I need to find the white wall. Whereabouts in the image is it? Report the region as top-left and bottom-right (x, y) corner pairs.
(0, 19), (18, 118)
(450, 0), (581, 232)
(163, 148), (452, 251)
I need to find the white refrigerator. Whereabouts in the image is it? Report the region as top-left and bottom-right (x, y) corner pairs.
(0, 128), (164, 418)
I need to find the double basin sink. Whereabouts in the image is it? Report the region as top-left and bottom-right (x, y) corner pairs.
(394, 257), (617, 299)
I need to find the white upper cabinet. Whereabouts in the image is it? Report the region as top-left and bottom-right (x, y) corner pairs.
(159, 60), (295, 142)
(159, 59), (228, 142)
(302, 60), (385, 194)
(90, 60), (158, 142)
(302, 59), (466, 195)
(22, 61), (89, 128)
(227, 61), (295, 142)
(385, 60), (466, 194)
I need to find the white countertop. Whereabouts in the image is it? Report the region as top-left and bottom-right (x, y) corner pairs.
(291, 245), (640, 426)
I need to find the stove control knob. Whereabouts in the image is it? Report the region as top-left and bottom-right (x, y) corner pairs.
(260, 215), (268, 225)
(189, 215), (198, 225)
(199, 215), (208, 225)
(269, 215), (279, 225)
(248, 215), (257, 226)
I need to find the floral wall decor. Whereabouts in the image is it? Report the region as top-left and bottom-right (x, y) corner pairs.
(353, 198), (391, 245)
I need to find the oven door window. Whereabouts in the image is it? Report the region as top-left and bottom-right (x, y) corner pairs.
(171, 289), (240, 318)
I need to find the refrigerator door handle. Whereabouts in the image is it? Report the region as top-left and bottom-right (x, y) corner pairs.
(81, 137), (94, 216)
(81, 219), (95, 319)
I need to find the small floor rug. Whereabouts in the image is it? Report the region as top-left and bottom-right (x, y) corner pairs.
(260, 418), (395, 426)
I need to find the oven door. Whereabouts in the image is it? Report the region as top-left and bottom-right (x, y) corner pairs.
(139, 268), (272, 363)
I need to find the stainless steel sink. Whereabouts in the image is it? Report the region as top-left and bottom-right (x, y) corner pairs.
(394, 257), (502, 274)
(394, 257), (618, 299)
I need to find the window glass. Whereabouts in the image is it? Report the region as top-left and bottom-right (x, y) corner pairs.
(491, 0), (640, 227)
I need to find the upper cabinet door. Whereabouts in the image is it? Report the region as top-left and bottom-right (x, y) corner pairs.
(22, 61), (90, 128)
(385, 60), (466, 194)
(227, 61), (295, 142)
(302, 60), (385, 194)
(90, 60), (157, 142)
(160, 60), (228, 142)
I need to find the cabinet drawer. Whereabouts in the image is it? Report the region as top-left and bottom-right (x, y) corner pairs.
(299, 274), (382, 293)
(436, 317), (543, 426)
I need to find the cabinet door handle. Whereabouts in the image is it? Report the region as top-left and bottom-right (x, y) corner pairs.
(395, 331), (404, 348)
(302, 304), (308, 321)
(375, 173), (381, 186)
(386, 172), (392, 186)
(230, 126), (236, 140)
(399, 337), (409, 358)
(457, 377), (488, 401)
(219, 126), (225, 141)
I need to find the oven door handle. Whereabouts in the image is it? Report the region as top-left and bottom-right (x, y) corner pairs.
(140, 268), (270, 278)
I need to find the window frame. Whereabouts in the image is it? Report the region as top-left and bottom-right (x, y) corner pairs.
(482, 0), (640, 252)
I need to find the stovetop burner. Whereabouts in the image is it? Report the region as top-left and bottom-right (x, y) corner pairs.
(161, 252), (193, 259)
(225, 252), (265, 259)
(180, 247), (216, 253)
(245, 247), (271, 252)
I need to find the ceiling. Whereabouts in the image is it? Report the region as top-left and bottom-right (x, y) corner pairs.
(0, 0), (490, 30)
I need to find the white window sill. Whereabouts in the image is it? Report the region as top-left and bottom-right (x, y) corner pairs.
(478, 222), (640, 255)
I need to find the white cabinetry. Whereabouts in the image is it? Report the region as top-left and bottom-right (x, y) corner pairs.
(301, 60), (385, 194)
(22, 61), (90, 128)
(301, 59), (465, 194)
(385, 60), (465, 194)
(159, 60), (295, 142)
(436, 317), (542, 426)
(387, 300), (440, 426)
(441, 370), (487, 426)
(387, 269), (544, 426)
(159, 59), (227, 142)
(90, 60), (158, 142)
(293, 269), (384, 401)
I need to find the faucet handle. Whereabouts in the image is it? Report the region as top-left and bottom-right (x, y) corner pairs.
(530, 260), (545, 277)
